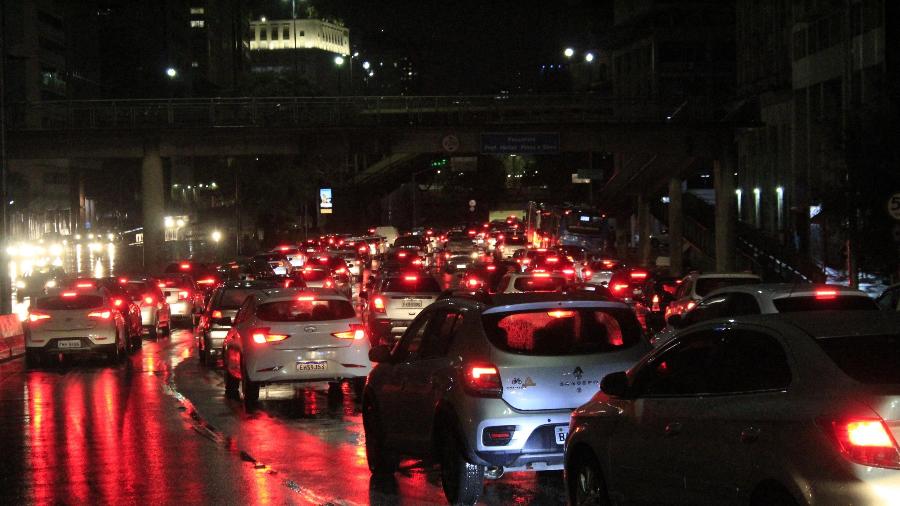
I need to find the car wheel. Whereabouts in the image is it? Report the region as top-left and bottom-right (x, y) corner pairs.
(161, 322), (171, 336)
(569, 450), (610, 506)
(352, 377), (366, 398)
(132, 332), (143, 351)
(437, 422), (484, 505)
(25, 349), (42, 369)
(108, 334), (122, 364)
(198, 340), (207, 365)
(362, 395), (398, 474)
(240, 360), (260, 409)
(223, 351), (240, 399)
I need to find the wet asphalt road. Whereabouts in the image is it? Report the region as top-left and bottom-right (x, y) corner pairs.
(0, 328), (568, 505)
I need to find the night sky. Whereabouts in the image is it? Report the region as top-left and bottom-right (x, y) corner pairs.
(250, 0), (610, 93)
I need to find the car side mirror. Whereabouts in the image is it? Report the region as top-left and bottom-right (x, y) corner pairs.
(368, 344), (393, 363)
(359, 291), (368, 300)
(600, 371), (631, 398)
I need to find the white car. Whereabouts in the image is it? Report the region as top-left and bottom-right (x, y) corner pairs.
(653, 283), (879, 346)
(665, 271), (761, 321)
(495, 272), (568, 294)
(566, 311), (900, 506)
(223, 288), (371, 408)
(25, 289), (129, 366)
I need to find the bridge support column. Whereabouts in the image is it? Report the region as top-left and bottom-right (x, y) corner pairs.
(714, 158), (736, 272)
(638, 194), (652, 266)
(668, 178), (684, 276)
(142, 140), (165, 270)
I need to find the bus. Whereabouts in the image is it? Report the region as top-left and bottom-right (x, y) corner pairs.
(540, 206), (610, 251)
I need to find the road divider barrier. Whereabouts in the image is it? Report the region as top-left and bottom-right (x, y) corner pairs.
(0, 314), (24, 361)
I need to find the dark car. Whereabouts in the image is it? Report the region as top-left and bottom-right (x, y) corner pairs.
(196, 280), (281, 365)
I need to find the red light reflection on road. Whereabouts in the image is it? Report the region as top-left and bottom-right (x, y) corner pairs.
(25, 374), (57, 506)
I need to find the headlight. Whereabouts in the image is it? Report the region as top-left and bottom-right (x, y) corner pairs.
(45, 280), (57, 288)
(15, 281), (26, 289)
(470, 252), (479, 259)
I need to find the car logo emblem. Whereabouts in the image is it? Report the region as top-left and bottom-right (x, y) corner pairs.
(573, 366), (583, 380)
(304, 326), (317, 332)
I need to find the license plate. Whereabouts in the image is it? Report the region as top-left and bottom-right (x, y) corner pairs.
(296, 361), (327, 372)
(456, 264), (467, 269)
(58, 339), (82, 349)
(401, 299), (423, 309)
(555, 425), (569, 445)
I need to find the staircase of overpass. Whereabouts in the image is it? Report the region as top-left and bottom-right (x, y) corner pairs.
(650, 191), (825, 282)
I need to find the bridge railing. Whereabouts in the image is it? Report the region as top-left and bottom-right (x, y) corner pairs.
(7, 95), (718, 130)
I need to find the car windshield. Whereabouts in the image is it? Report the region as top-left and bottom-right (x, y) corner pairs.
(695, 277), (760, 297)
(482, 308), (642, 356)
(773, 296), (879, 312)
(256, 299), (355, 322)
(36, 295), (104, 310)
(216, 289), (261, 309)
(816, 334), (900, 384)
(513, 276), (567, 292)
(381, 277), (441, 293)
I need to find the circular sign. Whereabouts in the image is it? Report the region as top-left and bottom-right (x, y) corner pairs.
(889, 193), (900, 221)
(468, 199), (476, 208)
(442, 134), (460, 153)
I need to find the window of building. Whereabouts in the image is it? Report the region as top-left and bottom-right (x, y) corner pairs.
(282, 26), (290, 40)
(191, 61), (199, 68)
(298, 30), (304, 37)
(260, 27), (268, 41)
(190, 7), (205, 15)
(190, 20), (205, 28)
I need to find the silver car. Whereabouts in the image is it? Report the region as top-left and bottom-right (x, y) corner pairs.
(566, 311), (900, 506)
(363, 293), (650, 505)
(363, 273), (442, 344)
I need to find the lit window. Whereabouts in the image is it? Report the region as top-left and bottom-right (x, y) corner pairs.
(190, 7), (205, 15)
(191, 61), (199, 68)
(190, 20), (205, 28)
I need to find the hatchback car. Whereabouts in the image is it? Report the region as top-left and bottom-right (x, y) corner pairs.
(363, 293), (651, 505)
(566, 311), (900, 506)
(223, 288), (371, 409)
(197, 280), (280, 365)
(363, 273), (442, 344)
(25, 290), (129, 366)
(156, 274), (203, 327)
(121, 278), (171, 338)
(665, 271), (762, 321)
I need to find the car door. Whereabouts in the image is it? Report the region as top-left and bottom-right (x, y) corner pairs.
(378, 309), (433, 448)
(401, 307), (464, 455)
(606, 332), (719, 504)
(678, 326), (793, 503)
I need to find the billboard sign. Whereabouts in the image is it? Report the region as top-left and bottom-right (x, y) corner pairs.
(319, 188), (333, 214)
(481, 132), (559, 154)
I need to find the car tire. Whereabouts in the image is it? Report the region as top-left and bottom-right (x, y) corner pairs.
(224, 352), (240, 399)
(362, 395), (398, 474)
(132, 332), (143, 351)
(161, 322), (171, 336)
(437, 422), (484, 505)
(198, 339), (208, 365)
(108, 334), (122, 365)
(352, 377), (366, 398)
(240, 360), (260, 409)
(568, 450), (611, 506)
(25, 349), (42, 369)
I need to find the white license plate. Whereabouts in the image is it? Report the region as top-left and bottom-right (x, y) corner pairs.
(401, 299), (423, 308)
(296, 361), (327, 372)
(456, 264), (467, 269)
(555, 425), (570, 445)
(58, 340), (82, 349)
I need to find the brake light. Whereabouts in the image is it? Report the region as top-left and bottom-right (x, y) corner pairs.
(279, 246), (290, 251)
(630, 271), (648, 280)
(534, 272), (550, 278)
(444, 252), (451, 259)
(547, 257), (559, 263)
(825, 417), (900, 469)
(463, 364), (502, 398)
(815, 289), (838, 300)
(143, 295), (155, 305)
(562, 268), (575, 275)
(612, 283), (629, 293)
(334, 267), (347, 274)
(211, 310), (223, 318)
(296, 295), (316, 301)
(197, 277), (216, 285)
(522, 258), (531, 265)
(411, 259), (423, 266)
(28, 312), (51, 323)
(324, 279), (335, 288)
(403, 275), (418, 282)
(180, 263), (191, 270)
(332, 325), (367, 340)
(583, 270), (592, 277)
(178, 290), (190, 300)
(112, 298), (124, 308)
(61, 291), (77, 298)
(251, 328), (289, 344)
(76, 281), (94, 289)
(686, 301), (697, 311)
(372, 296), (386, 313)
(158, 282), (166, 288)
(547, 310), (576, 318)
(468, 230), (476, 236)
(486, 265), (497, 271)
(466, 278), (482, 289)
(398, 251), (407, 258)
(359, 246), (367, 252)
(651, 294), (661, 312)
(88, 310), (112, 320)
(602, 260), (615, 268)
(118, 277), (128, 284)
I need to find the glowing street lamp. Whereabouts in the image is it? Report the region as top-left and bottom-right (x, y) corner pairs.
(334, 55), (345, 66)
(584, 52), (595, 63)
(211, 230), (222, 243)
(165, 67), (178, 78)
(563, 47), (575, 58)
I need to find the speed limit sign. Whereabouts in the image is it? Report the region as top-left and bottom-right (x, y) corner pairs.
(889, 193), (900, 221)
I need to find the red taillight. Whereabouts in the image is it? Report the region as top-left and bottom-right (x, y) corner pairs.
(411, 259), (423, 266)
(404, 275), (418, 282)
(686, 301), (697, 311)
(583, 270), (592, 277)
(334, 267), (347, 274)
(522, 258), (531, 265)
(825, 417), (900, 469)
(630, 271), (648, 280)
(444, 252), (451, 259)
(486, 265), (497, 271)
(143, 296), (155, 305)
(534, 272), (550, 278)
(61, 291), (77, 298)
(112, 298), (124, 308)
(398, 251), (407, 258)
(251, 328), (289, 344)
(562, 268), (575, 275)
(180, 263), (191, 270)
(197, 277), (216, 285)
(118, 277), (128, 284)
(333, 325), (367, 340)
(211, 310), (223, 318)
(178, 290), (190, 300)
(359, 246), (367, 252)
(158, 282), (166, 289)
(547, 257), (559, 263)
(324, 279), (335, 288)
(463, 364), (502, 398)
(372, 296), (386, 313)
(28, 312), (51, 323)
(76, 281), (94, 289)
(602, 260), (615, 268)
(279, 246), (290, 251)
(466, 278), (482, 289)
(297, 295), (316, 301)
(815, 289), (838, 300)
(547, 310), (576, 318)
(88, 310), (112, 320)
(612, 283), (629, 293)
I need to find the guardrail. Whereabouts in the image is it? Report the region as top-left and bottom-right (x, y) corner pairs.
(0, 314), (24, 362)
(6, 95), (719, 130)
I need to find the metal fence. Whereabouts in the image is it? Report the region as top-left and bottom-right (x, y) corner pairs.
(7, 95), (717, 130)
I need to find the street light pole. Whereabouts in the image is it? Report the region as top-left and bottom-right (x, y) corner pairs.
(0, 4), (11, 314)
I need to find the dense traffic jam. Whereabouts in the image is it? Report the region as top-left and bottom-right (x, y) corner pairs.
(20, 211), (900, 506)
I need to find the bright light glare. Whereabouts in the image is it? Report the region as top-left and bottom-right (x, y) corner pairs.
(334, 55), (345, 65)
(165, 67), (177, 78)
(211, 230), (223, 243)
(563, 47), (574, 58)
(584, 52), (595, 62)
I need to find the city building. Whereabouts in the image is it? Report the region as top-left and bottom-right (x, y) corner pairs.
(189, 1), (250, 93)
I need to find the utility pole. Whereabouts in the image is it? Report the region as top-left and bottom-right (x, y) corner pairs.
(0, 2), (11, 314)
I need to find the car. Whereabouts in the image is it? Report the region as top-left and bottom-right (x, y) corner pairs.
(61, 276), (144, 351)
(876, 284), (900, 311)
(362, 273), (442, 345)
(665, 271), (762, 321)
(653, 283), (880, 346)
(252, 253), (292, 276)
(156, 274), (203, 327)
(121, 278), (171, 338)
(363, 293), (651, 505)
(196, 280), (281, 365)
(299, 265), (338, 291)
(24, 289), (129, 366)
(272, 245), (306, 267)
(566, 311), (900, 506)
(222, 288), (372, 409)
(495, 272), (568, 294)
(606, 266), (653, 302)
(583, 257), (620, 286)
(497, 234), (527, 259)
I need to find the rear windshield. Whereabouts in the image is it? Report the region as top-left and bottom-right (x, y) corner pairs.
(513, 276), (567, 292)
(394, 236), (424, 247)
(504, 236), (526, 245)
(696, 277), (760, 297)
(302, 270), (329, 282)
(816, 334), (900, 384)
(124, 282), (157, 298)
(36, 295), (104, 310)
(215, 289), (259, 309)
(382, 277), (442, 293)
(159, 279), (191, 290)
(482, 308), (642, 355)
(773, 296), (879, 312)
(256, 299), (355, 322)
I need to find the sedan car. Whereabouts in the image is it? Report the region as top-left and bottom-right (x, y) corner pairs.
(566, 311), (900, 506)
(25, 290), (129, 366)
(363, 273), (442, 344)
(197, 280), (280, 365)
(223, 288), (371, 409)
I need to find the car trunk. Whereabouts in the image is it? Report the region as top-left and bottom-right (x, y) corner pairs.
(266, 318), (359, 351)
(40, 309), (103, 331)
(383, 293), (438, 320)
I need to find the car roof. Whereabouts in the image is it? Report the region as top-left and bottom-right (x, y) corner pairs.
(488, 292), (620, 307)
(706, 283), (869, 298)
(689, 272), (760, 280)
(257, 287), (348, 302)
(740, 311), (900, 339)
